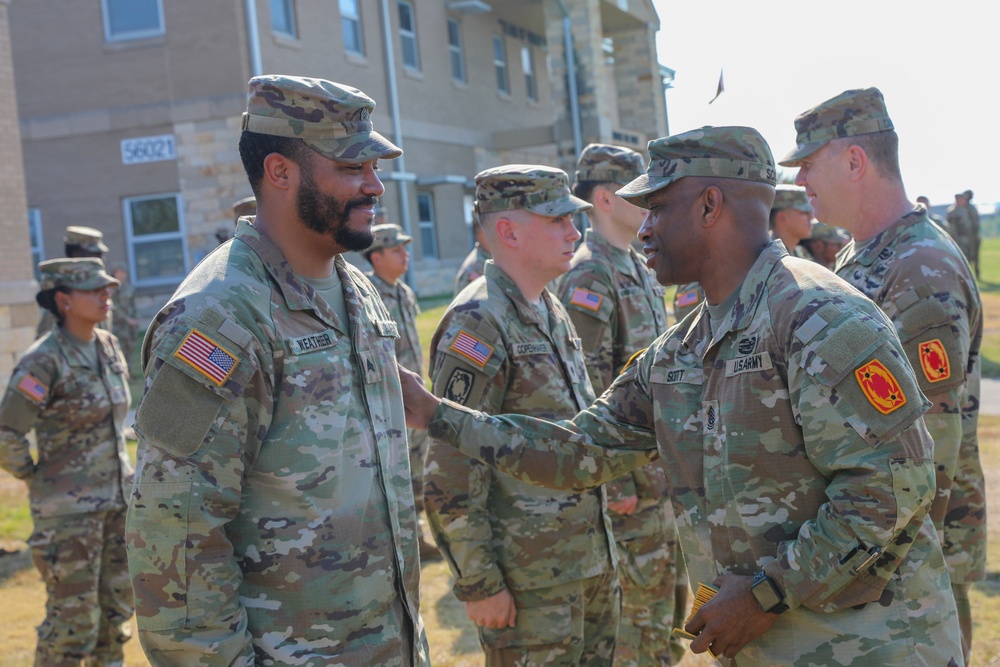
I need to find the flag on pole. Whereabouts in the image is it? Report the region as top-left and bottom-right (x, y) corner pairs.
(709, 69), (724, 104)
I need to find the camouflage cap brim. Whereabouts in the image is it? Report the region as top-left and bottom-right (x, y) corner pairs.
(614, 173), (662, 209)
(75, 273), (120, 291)
(304, 130), (402, 164)
(778, 141), (826, 167)
(524, 193), (593, 217)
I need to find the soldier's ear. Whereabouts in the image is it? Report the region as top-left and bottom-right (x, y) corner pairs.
(495, 216), (519, 247)
(263, 152), (296, 192)
(700, 186), (724, 227)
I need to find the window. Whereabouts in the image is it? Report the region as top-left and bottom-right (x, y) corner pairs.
(101, 0), (164, 42)
(398, 2), (419, 70)
(447, 19), (466, 83)
(124, 194), (189, 287)
(417, 193), (438, 259)
(522, 46), (537, 101)
(271, 0), (297, 38)
(28, 208), (43, 280)
(340, 0), (364, 55)
(493, 35), (509, 95)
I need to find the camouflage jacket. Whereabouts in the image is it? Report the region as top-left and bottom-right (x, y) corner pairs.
(453, 243), (490, 296)
(368, 272), (423, 376)
(111, 281), (137, 336)
(424, 261), (615, 600)
(835, 207), (985, 584)
(672, 282), (704, 323)
(556, 229), (672, 542)
(126, 219), (428, 667)
(0, 326), (132, 518)
(428, 242), (961, 665)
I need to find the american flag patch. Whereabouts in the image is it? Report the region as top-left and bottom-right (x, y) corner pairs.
(449, 331), (494, 368)
(174, 330), (238, 386)
(570, 288), (602, 311)
(17, 374), (47, 402)
(676, 289), (700, 308)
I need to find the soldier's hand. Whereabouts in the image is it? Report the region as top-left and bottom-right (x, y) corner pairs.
(397, 364), (440, 429)
(607, 494), (639, 515)
(466, 589), (517, 629)
(686, 573), (778, 659)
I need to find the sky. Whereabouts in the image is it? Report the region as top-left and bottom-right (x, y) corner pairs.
(651, 0), (999, 210)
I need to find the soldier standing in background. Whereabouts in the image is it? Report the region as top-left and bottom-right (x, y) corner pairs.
(0, 259), (134, 667)
(400, 126), (962, 666)
(424, 165), (620, 665)
(798, 222), (850, 270)
(671, 282), (704, 323)
(110, 263), (138, 372)
(916, 195), (949, 234)
(783, 86), (984, 665)
(947, 190), (981, 278)
(125, 75), (428, 666)
(35, 226), (110, 338)
(365, 222), (438, 560)
(453, 216), (492, 295)
(557, 143), (685, 666)
(768, 184), (813, 257)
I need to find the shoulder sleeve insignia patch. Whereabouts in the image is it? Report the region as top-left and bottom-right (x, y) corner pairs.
(569, 287), (603, 311)
(676, 288), (700, 308)
(17, 374), (48, 403)
(444, 368), (475, 405)
(855, 359), (907, 414)
(449, 330), (494, 368)
(918, 339), (951, 383)
(174, 329), (239, 386)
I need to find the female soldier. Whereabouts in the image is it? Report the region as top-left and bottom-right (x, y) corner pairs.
(0, 258), (135, 667)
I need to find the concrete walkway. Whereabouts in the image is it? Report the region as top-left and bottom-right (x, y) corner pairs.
(982, 378), (1000, 416)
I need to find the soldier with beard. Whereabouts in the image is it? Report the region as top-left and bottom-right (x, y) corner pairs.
(125, 75), (429, 666)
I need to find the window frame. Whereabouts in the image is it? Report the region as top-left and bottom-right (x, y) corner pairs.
(122, 192), (190, 288)
(447, 18), (466, 83)
(492, 34), (510, 96)
(398, 1), (420, 71)
(28, 208), (44, 280)
(101, 0), (165, 42)
(270, 0), (298, 39)
(416, 192), (438, 259)
(521, 46), (537, 102)
(340, 0), (365, 56)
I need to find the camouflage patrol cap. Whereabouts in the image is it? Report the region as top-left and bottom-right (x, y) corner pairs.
(475, 164), (592, 217)
(810, 222), (851, 243)
(779, 87), (893, 166)
(575, 143), (645, 186)
(367, 223), (412, 251)
(617, 126), (777, 209)
(771, 184), (813, 214)
(242, 75), (402, 164)
(37, 258), (119, 292)
(232, 195), (257, 220)
(64, 226), (109, 253)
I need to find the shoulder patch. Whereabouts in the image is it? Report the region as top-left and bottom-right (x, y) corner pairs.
(17, 374), (48, 402)
(444, 368), (475, 404)
(620, 347), (646, 376)
(174, 329), (239, 386)
(569, 287), (603, 312)
(449, 330), (494, 368)
(918, 339), (951, 383)
(676, 288), (700, 308)
(854, 359), (907, 415)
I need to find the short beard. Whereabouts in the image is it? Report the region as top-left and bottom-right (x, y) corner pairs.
(296, 159), (377, 252)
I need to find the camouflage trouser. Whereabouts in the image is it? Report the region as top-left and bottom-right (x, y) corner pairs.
(613, 506), (685, 667)
(953, 582), (971, 666)
(28, 507), (134, 667)
(479, 569), (620, 666)
(407, 427), (429, 514)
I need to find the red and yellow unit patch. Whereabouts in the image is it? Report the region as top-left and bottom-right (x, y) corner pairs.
(174, 329), (238, 386)
(855, 359), (907, 415)
(17, 373), (48, 402)
(918, 339), (951, 383)
(569, 288), (602, 312)
(449, 331), (494, 368)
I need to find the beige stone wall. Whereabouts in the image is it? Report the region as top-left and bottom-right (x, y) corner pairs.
(0, 0), (41, 385)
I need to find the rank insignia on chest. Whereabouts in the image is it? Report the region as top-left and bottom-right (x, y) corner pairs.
(854, 359), (906, 414)
(918, 339), (951, 383)
(569, 287), (602, 311)
(174, 329), (239, 386)
(17, 373), (48, 402)
(449, 330), (494, 368)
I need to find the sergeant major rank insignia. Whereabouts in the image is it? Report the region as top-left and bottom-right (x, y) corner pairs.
(918, 339), (950, 383)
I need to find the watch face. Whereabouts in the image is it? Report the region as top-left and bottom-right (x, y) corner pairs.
(752, 578), (782, 611)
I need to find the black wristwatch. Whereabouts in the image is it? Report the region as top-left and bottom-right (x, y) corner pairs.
(751, 570), (788, 614)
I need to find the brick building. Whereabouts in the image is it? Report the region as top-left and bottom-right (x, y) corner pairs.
(11, 0), (669, 314)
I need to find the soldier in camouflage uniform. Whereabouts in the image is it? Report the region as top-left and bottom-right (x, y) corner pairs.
(671, 282), (704, 323)
(125, 75), (429, 666)
(946, 190), (981, 278)
(364, 222), (438, 559)
(110, 264), (138, 372)
(798, 222), (850, 270)
(424, 164), (620, 665)
(453, 216), (492, 295)
(0, 258), (134, 667)
(782, 86), (985, 665)
(401, 126), (963, 666)
(35, 226), (110, 339)
(557, 143), (684, 666)
(769, 184), (813, 258)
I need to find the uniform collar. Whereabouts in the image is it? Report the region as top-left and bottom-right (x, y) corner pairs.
(484, 261), (554, 327)
(839, 206), (926, 268)
(584, 229), (641, 280)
